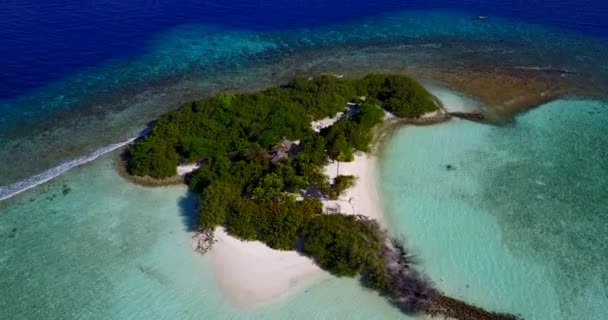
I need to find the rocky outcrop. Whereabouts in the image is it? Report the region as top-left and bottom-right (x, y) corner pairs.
(192, 229), (217, 254)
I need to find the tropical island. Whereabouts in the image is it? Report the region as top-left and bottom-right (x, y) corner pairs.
(123, 74), (520, 320)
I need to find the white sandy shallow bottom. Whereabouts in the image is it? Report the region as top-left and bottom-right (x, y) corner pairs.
(208, 153), (381, 307)
(209, 228), (323, 307)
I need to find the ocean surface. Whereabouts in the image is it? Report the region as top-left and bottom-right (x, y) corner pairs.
(1, 1), (608, 319)
(381, 91), (608, 320)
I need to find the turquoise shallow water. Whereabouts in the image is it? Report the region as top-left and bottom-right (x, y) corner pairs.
(1, 9), (608, 320)
(1, 97), (607, 319)
(2, 94), (606, 319)
(380, 96), (608, 320)
(0, 152), (410, 320)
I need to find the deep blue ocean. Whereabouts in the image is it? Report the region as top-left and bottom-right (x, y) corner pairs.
(1, 2), (608, 320)
(2, 0), (608, 100)
(2, 0), (608, 202)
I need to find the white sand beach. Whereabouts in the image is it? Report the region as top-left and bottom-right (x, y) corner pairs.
(207, 152), (382, 306)
(310, 111), (344, 132)
(199, 96), (459, 307)
(322, 153), (383, 222)
(177, 163), (200, 176)
(208, 228), (323, 307)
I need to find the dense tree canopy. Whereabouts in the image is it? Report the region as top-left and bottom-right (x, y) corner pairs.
(126, 72), (435, 269)
(357, 74), (437, 118)
(301, 214), (387, 287)
(122, 74), (521, 320)
(127, 73), (435, 179)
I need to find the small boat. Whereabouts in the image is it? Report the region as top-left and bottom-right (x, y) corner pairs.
(476, 15), (488, 20)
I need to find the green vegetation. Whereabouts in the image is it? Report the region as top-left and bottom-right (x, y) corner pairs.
(127, 74), (435, 179)
(123, 73), (521, 320)
(301, 214), (387, 288)
(360, 74), (437, 118)
(126, 73), (436, 274)
(330, 175), (357, 200)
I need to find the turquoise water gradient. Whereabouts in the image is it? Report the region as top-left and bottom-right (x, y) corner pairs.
(1, 9), (608, 320)
(2, 10), (608, 186)
(380, 96), (608, 320)
(2, 93), (606, 319)
(0, 153), (409, 320)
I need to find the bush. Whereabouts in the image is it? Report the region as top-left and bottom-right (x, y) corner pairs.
(327, 132), (355, 162)
(128, 73), (432, 179)
(301, 214), (385, 278)
(332, 175), (357, 198)
(198, 182), (240, 229)
(128, 141), (179, 178)
(225, 197), (322, 250)
(226, 197), (261, 240)
(126, 73), (433, 258)
(355, 102), (385, 129)
(379, 75), (437, 117)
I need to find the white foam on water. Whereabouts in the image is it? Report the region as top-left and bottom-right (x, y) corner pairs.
(0, 128), (150, 202)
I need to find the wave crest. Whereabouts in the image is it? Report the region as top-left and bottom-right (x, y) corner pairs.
(0, 128), (150, 202)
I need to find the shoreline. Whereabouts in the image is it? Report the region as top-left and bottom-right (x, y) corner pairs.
(207, 228), (325, 308)
(202, 88), (490, 310)
(111, 87), (467, 307)
(2, 75), (521, 317)
(1, 63), (582, 202)
(113, 149), (200, 188)
(113, 152), (185, 187)
(0, 74), (524, 319)
(206, 151), (385, 306)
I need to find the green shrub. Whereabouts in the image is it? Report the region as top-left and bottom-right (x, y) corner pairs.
(226, 198), (261, 240)
(128, 141), (178, 178)
(327, 132), (355, 162)
(379, 75), (437, 117)
(332, 175), (357, 197)
(301, 214), (385, 278)
(198, 182), (240, 229)
(126, 73), (432, 264)
(355, 102), (384, 129)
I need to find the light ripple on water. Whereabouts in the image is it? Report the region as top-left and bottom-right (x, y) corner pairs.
(1, 10), (608, 320)
(0, 152), (408, 319)
(380, 95), (608, 320)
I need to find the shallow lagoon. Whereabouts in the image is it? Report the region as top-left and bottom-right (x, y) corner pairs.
(380, 96), (608, 320)
(2, 2), (608, 319)
(1, 93), (606, 319)
(0, 153), (408, 320)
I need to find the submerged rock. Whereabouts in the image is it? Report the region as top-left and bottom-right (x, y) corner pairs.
(62, 184), (71, 196)
(192, 229), (217, 254)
